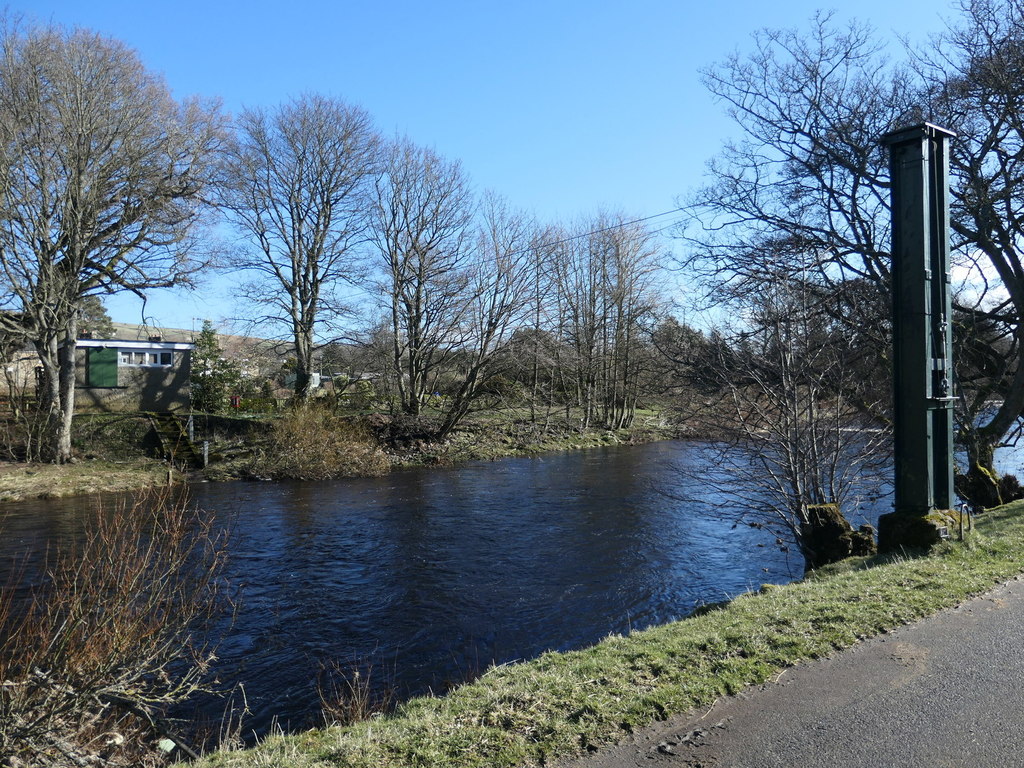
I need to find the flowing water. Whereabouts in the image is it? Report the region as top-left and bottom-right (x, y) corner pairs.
(0, 440), (892, 735)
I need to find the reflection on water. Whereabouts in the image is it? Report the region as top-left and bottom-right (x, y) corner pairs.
(0, 440), (889, 735)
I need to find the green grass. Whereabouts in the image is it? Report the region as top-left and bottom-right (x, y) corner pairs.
(188, 502), (1024, 768)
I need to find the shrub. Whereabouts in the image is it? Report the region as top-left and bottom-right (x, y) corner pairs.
(335, 379), (379, 411)
(474, 374), (527, 402)
(190, 321), (242, 414)
(253, 406), (390, 480)
(0, 489), (229, 766)
(0, 398), (49, 463)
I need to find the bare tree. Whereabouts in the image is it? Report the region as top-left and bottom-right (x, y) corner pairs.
(595, 217), (663, 428)
(369, 138), (475, 417)
(916, 0), (1024, 503)
(219, 94), (380, 399)
(436, 193), (538, 437)
(551, 213), (663, 429)
(0, 20), (223, 462)
(683, 276), (886, 572)
(522, 226), (563, 425)
(682, 3), (1024, 505)
(682, 12), (903, 322)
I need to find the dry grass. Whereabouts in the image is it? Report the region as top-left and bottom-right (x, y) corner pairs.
(252, 406), (389, 480)
(0, 459), (177, 503)
(317, 660), (395, 728)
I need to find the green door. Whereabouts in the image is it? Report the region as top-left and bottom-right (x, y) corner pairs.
(87, 347), (118, 387)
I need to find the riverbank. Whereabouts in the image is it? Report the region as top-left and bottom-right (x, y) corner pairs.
(0, 408), (678, 502)
(185, 502), (1024, 768)
(0, 458), (180, 503)
(386, 408), (676, 466)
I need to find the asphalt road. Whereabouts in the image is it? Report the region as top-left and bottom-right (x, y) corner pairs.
(557, 576), (1024, 768)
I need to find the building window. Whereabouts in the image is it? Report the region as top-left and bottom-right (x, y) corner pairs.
(118, 349), (174, 367)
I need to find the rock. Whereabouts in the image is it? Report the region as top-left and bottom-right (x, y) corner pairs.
(851, 524), (877, 556)
(681, 728), (707, 745)
(801, 503), (877, 570)
(656, 740), (677, 755)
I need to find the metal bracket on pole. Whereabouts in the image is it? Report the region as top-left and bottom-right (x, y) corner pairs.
(878, 122), (957, 551)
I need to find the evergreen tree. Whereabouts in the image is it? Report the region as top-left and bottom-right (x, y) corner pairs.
(78, 296), (115, 339)
(190, 321), (241, 413)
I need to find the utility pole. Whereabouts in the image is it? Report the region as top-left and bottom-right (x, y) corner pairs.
(878, 123), (957, 550)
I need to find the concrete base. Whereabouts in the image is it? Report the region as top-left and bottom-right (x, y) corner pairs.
(877, 510), (959, 553)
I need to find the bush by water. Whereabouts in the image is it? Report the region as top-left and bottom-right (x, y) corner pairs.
(252, 406), (389, 480)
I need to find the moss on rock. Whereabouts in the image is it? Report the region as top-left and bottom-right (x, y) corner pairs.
(801, 503), (877, 571)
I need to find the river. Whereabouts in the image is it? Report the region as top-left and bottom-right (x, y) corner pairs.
(1, 440), (893, 737)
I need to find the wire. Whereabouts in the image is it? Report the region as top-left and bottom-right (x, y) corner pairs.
(516, 207), (685, 256)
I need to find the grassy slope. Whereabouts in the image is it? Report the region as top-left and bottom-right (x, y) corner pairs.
(190, 503), (1024, 768)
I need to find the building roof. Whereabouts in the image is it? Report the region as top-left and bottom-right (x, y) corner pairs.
(71, 338), (194, 351)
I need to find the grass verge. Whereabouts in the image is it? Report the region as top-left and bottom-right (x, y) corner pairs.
(188, 503), (1024, 768)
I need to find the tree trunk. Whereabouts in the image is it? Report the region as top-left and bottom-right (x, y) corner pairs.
(55, 328), (76, 463)
(36, 320), (77, 464)
(36, 336), (61, 463)
(956, 432), (1003, 508)
(292, 314), (315, 400)
(405, 354), (422, 416)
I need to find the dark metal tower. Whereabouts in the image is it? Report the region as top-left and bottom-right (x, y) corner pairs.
(878, 123), (957, 550)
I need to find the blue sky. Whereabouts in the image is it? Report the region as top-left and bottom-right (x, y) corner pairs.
(15, 0), (958, 331)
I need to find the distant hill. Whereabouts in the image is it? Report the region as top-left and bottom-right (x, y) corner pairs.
(107, 321), (194, 343)
(107, 321), (273, 347)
